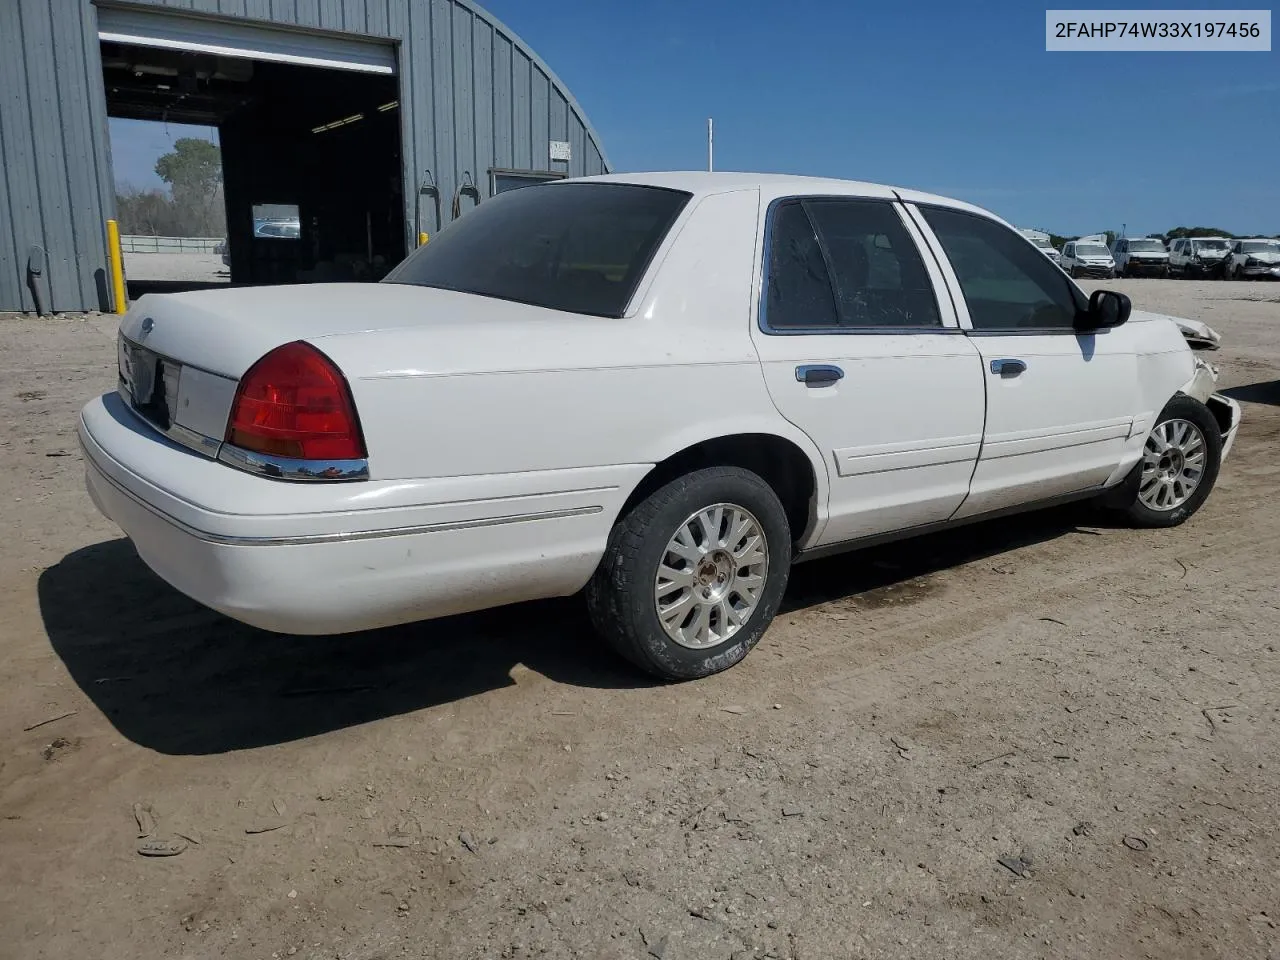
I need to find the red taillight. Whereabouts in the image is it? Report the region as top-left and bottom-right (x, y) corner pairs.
(226, 341), (366, 461)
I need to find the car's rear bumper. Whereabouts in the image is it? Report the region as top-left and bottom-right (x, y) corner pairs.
(79, 393), (639, 634)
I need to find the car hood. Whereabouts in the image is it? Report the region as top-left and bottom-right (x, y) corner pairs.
(1246, 250), (1280, 263)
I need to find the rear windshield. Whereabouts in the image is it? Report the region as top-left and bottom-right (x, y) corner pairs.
(383, 182), (692, 318)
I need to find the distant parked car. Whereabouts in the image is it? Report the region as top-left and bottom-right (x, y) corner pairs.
(1020, 229), (1063, 267)
(215, 238), (230, 268)
(1226, 238), (1280, 280)
(1061, 239), (1116, 278)
(80, 173), (1241, 680)
(255, 219), (301, 239)
(1112, 237), (1170, 278)
(1169, 237), (1231, 277)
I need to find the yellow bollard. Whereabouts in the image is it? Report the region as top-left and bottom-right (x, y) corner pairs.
(106, 219), (127, 315)
(418, 232), (429, 247)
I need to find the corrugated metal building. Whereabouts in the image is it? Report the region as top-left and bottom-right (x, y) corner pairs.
(0, 0), (610, 313)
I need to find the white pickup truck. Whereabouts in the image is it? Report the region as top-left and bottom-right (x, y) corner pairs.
(79, 173), (1241, 679)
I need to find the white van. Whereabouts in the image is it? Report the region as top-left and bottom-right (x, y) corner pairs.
(1020, 228), (1062, 267)
(1112, 237), (1170, 278)
(1169, 237), (1231, 277)
(1061, 236), (1116, 278)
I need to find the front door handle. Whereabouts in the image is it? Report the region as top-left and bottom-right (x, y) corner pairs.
(990, 358), (1027, 377)
(796, 364), (844, 387)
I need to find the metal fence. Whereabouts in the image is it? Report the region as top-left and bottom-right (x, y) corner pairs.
(119, 235), (222, 254)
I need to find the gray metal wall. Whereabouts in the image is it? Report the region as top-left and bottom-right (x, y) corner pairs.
(0, 0), (611, 313)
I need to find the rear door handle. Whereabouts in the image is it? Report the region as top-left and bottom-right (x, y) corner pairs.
(796, 364), (844, 387)
(990, 358), (1027, 377)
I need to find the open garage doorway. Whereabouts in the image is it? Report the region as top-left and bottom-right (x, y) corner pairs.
(98, 9), (404, 295)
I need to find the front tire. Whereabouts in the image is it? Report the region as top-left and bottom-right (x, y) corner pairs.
(1105, 395), (1222, 528)
(586, 467), (791, 680)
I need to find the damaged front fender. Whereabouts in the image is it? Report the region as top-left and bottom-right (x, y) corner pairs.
(1176, 357), (1242, 461)
(1180, 356), (1219, 404)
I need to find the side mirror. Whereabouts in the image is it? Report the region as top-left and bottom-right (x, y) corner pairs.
(1081, 289), (1131, 330)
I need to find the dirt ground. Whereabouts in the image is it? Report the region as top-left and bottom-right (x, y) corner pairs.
(122, 251), (230, 284)
(1, 278), (1279, 960)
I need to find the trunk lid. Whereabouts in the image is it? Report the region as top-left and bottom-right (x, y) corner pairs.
(115, 282), (626, 453)
(118, 283), (454, 379)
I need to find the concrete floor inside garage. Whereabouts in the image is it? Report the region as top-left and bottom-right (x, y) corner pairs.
(101, 42), (405, 295)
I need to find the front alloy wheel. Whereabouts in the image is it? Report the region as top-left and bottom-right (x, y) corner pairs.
(1108, 395), (1222, 528)
(1139, 418), (1206, 511)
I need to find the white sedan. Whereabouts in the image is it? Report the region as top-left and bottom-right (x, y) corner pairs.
(79, 173), (1241, 680)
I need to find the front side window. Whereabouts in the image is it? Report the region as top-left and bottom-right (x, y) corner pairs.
(383, 182), (690, 318)
(920, 206), (1085, 332)
(765, 198), (940, 330)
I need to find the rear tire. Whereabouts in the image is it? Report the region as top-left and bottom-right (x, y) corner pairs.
(586, 467), (791, 680)
(1104, 395), (1222, 528)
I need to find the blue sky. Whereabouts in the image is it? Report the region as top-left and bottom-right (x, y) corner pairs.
(109, 0), (1278, 236)
(110, 117), (219, 192)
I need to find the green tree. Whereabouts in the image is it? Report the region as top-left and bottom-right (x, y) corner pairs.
(1164, 225), (1238, 240)
(155, 138), (221, 199)
(153, 138), (226, 237)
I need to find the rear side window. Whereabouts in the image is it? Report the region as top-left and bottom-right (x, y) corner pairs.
(764, 202), (839, 329)
(765, 198), (940, 330)
(383, 182), (691, 318)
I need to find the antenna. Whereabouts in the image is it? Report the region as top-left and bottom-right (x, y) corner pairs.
(707, 117), (714, 173)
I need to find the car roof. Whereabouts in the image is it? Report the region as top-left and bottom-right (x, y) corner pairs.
(562, 171), (1004, 222)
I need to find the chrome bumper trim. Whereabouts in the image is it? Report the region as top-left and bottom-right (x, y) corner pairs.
(217, 443), (370, 482)
(83, 445), (603, 547)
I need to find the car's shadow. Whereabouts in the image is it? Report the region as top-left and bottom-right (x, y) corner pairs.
(1222, 379), (1280, 408)
(40, 504), (1097, 755)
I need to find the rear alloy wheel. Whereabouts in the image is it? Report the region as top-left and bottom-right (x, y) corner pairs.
(1107, 395), (1222, 528)
(586, 467), (791, 680)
